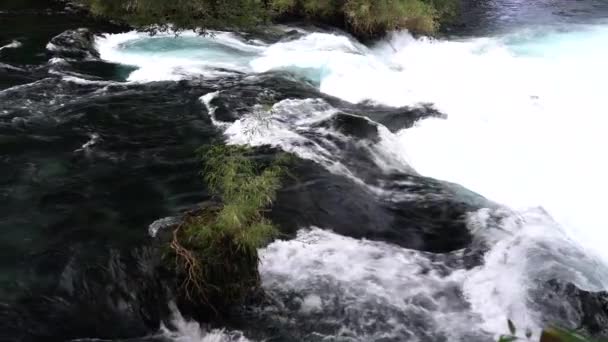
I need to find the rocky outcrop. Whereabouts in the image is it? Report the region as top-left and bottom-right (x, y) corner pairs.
(47, 28), (99, 59)
(533, 279), (608, 338)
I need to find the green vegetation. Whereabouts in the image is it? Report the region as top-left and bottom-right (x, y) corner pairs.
(539, 328), (606, 342)
(78, 0), (459, 36)
(498, 320), (607, 342)
(81, 0), (268, 34)
(167, 145), (287, 311)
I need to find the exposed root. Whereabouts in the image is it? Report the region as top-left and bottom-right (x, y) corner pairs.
(162, 146), (287, 316)
(169, 218), (218, 315)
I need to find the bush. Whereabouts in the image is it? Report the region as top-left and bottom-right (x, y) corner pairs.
(343, 0), (438, 35)
(167, 145), (287, 312)
(78, 0), (459, 36)
(81, 0), (270, 34)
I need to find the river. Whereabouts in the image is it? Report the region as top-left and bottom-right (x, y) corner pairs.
(2, 1), (608, 341)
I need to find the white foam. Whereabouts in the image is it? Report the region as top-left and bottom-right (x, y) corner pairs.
(49, 57), (68, 65)
(249, 25), (608, 270)
(250, 32), (374, 84)
(209, 96), (417, 191)
(300, 294), (323, 313)
(61, 76), (114, 85)
(0, 40), (22, 51)
(160, 304), (253, 342)
(374, 27), (608, 266)
(96, 31), (265, 82)
(261, 211), (608, 340)
(75, 132), (100, 151)
(213, 96), (361, 180)
(465, 205), (608, 337)
(200, 91), (230, 128)
(260, 228), (479, 340)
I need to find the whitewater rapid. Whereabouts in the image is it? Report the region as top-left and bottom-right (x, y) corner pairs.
(96, 23), (608, 338)
(99, 24), (608, 263)
(377, 26), (608, 265)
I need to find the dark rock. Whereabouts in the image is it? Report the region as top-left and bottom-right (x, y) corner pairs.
(47, 28), (100, 59)
(373, 104), (446, 132)
(63, 60), (138, 81)
(533, 279), (608, 338)
(0, 63), (37, 90)
(0, 248), (173, 342)
(236, 27), (306, 44)
(271, 157), (489, 253)
(321, 113), (380, 141)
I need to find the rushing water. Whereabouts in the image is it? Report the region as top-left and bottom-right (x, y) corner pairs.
(3, 1), (608, 342)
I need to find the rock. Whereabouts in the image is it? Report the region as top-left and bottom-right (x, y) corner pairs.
(236, 27), (307, 45)
(320, 113), (380, 142)
(0, 63), (37, 90)
(47, 28), (100, 59)
(269, 155), (489, 253)
(148, 216), (180, 237)
(0, 247), (173, 342)
(533, 279), (608, 338)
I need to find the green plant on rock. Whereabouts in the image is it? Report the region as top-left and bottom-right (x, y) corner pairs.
(498, 320), (607, 342)
(168, 145), (287, 311)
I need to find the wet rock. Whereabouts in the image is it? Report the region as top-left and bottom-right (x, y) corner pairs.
(208, 72), (445, 131)
(148, 216), (181, 237)
(320, 113), (380, 142)
(61, 60), (138, 81)
(0, 57), (491, 342)
(373, 104), (446, 132)
(236, 27), (306, 44)
(271, 157), (489, 253)
(0, 63), (36, 89)
(0, 248), (173, 342)
(47, 28), (99, 59)
(533, 279), (608, 338)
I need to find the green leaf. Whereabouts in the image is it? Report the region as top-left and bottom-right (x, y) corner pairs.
(541, 327), (599, 342)
(498, 335), (518, 342)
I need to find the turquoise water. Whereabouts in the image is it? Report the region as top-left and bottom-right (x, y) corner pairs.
(120, 35), (260, 60)
(505, 25), (608, 57)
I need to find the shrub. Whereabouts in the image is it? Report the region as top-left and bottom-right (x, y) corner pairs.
(168, 145), (287, 312)
(78, 0), (459, 36)
(342, 0), (437, 35)
(81, 0), (269, 34)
